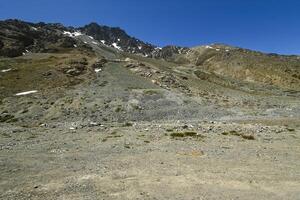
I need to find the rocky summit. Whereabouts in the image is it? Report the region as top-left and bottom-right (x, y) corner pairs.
(0, 19), (300, 200)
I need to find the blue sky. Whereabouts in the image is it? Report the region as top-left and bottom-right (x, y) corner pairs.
(0, 0), (299, 55)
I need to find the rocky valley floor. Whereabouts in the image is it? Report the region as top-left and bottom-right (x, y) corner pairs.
(0, 119), (300, 200)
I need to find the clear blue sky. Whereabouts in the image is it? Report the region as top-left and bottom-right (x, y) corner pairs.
(0, 0), (299, 55)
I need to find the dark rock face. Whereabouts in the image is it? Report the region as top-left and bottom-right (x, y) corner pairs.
(0, 40), (3, 49)
(152, 45), (190, 59)
(0, 19), (190, 59)
(79, 22), (157, 56)
(0, 19), (75, 57)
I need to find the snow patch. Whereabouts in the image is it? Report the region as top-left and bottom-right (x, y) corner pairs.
(100, 40), (106, 44)
(73, 31), (83, 37)
(205, 45), (213, 49)
(63, 31), (73, 37)
(31, 26), (38, 31)
(1, 68), (12, 73)
(63, 30), (83, 37)
(92, 41), (98, 45)
(88, 36), (94, 39)
(138, 46), (142, 50)
(74, 44), (77, 48)
(94, 68), (102, 73)
(117, 38), (121, 41)
(216, 48), (220, 51)
(15, 90), (38, 96)
(112, 43), (122, 50)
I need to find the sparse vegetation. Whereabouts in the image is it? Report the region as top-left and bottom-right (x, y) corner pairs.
(222, 130), (255, 140)
(124, 122), (133, 127)
(170, 131), (205, 140)
(143, 89), (161, 95)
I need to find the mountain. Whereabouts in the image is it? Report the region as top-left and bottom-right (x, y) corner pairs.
(0, 20), (300, 124)
(1, 19), (300, 200)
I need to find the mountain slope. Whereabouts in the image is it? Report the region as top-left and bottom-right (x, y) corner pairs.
(0, 19), (300, 126)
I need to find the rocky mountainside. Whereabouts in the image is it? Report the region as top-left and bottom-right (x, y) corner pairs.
(0, 18), (299, 125)
(0, 19), (193, 58)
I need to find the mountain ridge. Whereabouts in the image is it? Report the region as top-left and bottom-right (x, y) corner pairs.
(1, 19), (299, 58)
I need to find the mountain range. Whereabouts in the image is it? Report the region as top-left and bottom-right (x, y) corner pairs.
(1, 19), (300, 200)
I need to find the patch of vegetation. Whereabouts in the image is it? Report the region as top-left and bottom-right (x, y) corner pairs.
(137, 134), (145, 137)
(143, 89), (160, 95)
(115, 106), (122, 112)
(222, 130), (255, 140)
(123, 122), (133, 127)
(0, 114), (15, 123)
(166, 128), (173, 132)
(110, 131), (118, 135)
(287, 128), (295, 132)
(170, 131), (205, 139)
(183, 131), (198, 137)
(106, 135), (123, 139)
(28, 134), (38, 139)
(221, 132), (229, 135)
(241, 135), (255, 140)
(1, 132), (11, 138)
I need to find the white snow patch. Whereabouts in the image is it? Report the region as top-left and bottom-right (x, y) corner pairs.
(25, 49), (29, 53)
(100, 40), (106, 44)
(112, 43), (122, 50)
(31, 26), (38, 31)
(94, 68), (102, 73)
(92, 41), (98, 45)
(216, 48), (220, 51)
(15, 90), (38, 96)
(63, 31), (82, 37)
(73, 31), (82, 37)
(205, 45), (213, 49)
(138, 46), (142, 50)
(22, 52), (26, 56)
(225, 49), (229, 52)
(117, 38), (121, 41)
(88, 36), (94, 39)
(63, 31), (73, 37)
(1, 68), (12, 73)
(155, 47), (162, 50)
(84, 41), (88, 44)
(89, 122), (98, 126)
(74, 44), (77, 47)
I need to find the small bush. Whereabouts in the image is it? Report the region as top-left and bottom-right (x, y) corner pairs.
(170, 131), (205, 139)
(241, 135), (255, 140)
(143, 89), (160, 95)
(124, 122), (133, 127)
(287, 128), (295, 132)
(222, 130), (255, 140)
